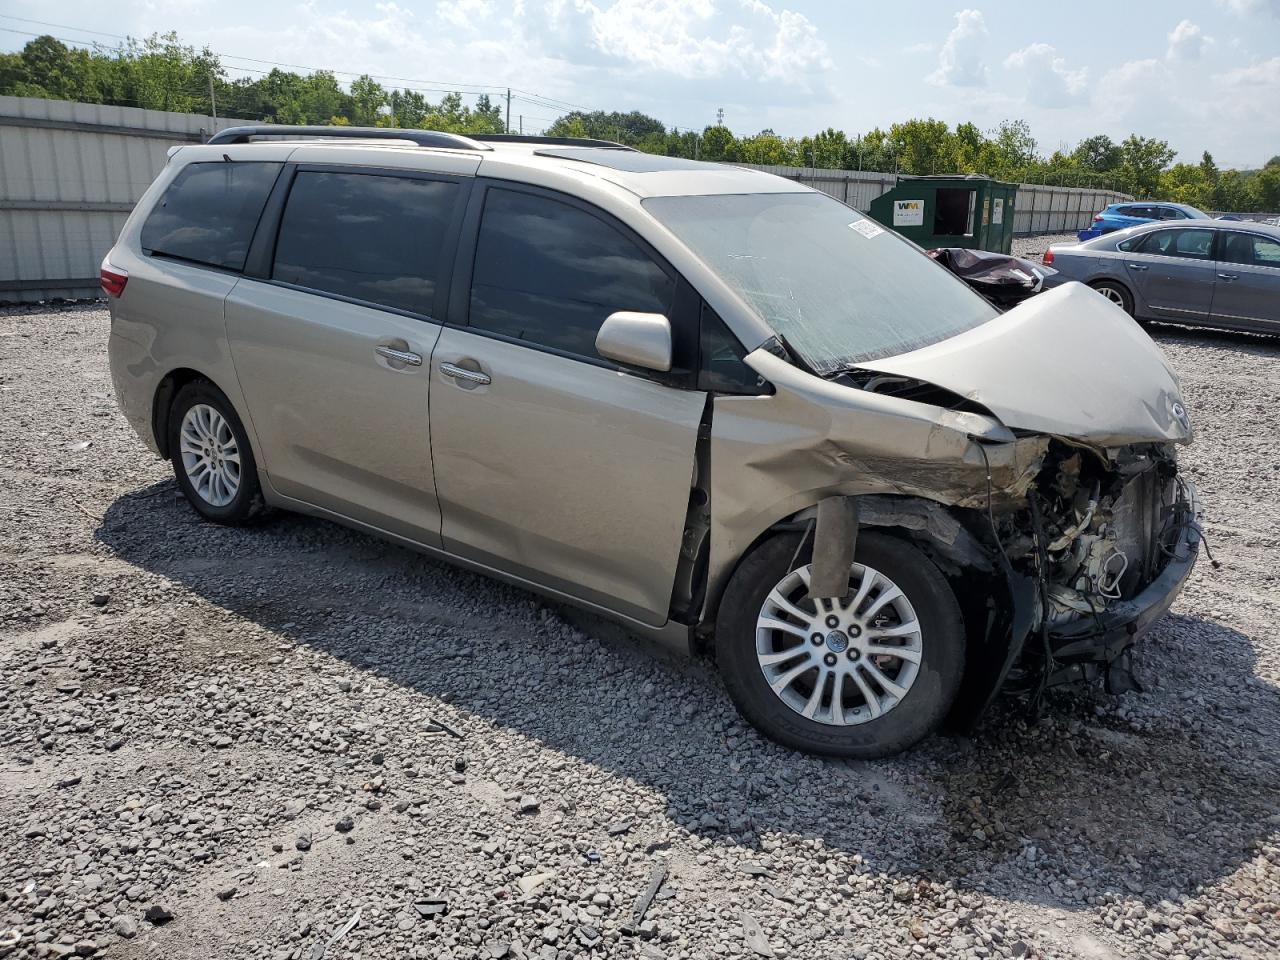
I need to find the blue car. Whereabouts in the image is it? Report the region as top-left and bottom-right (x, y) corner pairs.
(1077, 201), (1211, 241)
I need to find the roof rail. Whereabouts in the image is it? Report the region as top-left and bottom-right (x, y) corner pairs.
(470, 134), (637, 151)
(205, 125), (493, 151)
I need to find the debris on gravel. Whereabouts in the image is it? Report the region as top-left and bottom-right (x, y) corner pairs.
(2, 303), (1278, 959)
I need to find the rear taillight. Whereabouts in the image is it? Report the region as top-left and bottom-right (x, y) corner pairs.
(1042, 248), (1055, 266)
(100, 257), (128, 298)
(1092, 214), (1104, 222)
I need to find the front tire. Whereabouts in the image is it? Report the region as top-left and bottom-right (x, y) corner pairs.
(168, 380), (267, 525)
(716, 532), (964, 758)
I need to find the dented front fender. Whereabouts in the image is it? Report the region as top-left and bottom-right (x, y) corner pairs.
(705, 348), (1048, 617)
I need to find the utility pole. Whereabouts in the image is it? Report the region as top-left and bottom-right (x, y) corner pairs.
(519, 115), (523, 135)
(505, 88), (511, 134)
(208, 73), (217, 120)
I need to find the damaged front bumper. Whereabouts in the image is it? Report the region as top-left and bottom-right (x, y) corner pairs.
(1044, 480), (1200, 683)
(1004, 479), (1201, 698)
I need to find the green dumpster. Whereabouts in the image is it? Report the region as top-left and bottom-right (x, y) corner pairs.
(868, 175), (1018, 254)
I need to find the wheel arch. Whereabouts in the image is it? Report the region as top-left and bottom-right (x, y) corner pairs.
(699, 493), (994, 639)
(700, 492), (1029, 727)
(152, 368), (257, 461)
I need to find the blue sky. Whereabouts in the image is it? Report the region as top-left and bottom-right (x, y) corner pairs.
(5, 1), (1279, 167)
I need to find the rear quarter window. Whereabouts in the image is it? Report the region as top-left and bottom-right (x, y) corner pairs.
(141, 161), (282, 271)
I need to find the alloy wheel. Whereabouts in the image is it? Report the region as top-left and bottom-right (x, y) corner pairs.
(1096, 285), (1126, 306)
(178, 403), (242, 507)
(755, 563), (923, 726)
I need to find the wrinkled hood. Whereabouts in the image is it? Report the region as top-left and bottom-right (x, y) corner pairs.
(856, 282), (1192, 447)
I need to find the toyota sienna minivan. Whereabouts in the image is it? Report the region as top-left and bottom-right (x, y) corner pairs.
(104, 126), (1200, 758)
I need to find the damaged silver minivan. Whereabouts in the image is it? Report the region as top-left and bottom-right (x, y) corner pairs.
(104, 127), (1200, 758)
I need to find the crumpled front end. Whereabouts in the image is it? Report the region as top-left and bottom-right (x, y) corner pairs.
(704, 284), (1200, 721)
(994, 440), (1200, 697)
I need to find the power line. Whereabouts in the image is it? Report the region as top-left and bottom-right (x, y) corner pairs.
(0, 15), (561, 101)
(0, 16), (713, 134)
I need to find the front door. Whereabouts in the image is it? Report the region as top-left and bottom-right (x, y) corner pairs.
(1211, 231), (1280, 332)
(226, 167), (467, 545)
(1123, 227), (1217, 321)
(429, 184), (706, 625)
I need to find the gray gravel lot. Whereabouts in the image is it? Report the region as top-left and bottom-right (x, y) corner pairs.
(1011, 233), (1076, 261)
(1, 303), (1278, 960)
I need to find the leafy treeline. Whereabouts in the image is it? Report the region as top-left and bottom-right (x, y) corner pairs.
(548, 113), (1279, 212)
(4, 33), (1278, 210)
(0, 34), (506, 133)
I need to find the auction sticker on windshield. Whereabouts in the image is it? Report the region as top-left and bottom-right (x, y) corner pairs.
(849, 219), (885, 239)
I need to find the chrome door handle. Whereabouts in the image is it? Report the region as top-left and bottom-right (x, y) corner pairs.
(439, 362), (491, 386)
(1127, 263), (1148, 271)
(1217, 273), (1237, 281)
(375, 345), (422, 366)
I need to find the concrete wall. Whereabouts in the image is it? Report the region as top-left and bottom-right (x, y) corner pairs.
(736, 162), (1131, 236)
(0, 96), (240, 303)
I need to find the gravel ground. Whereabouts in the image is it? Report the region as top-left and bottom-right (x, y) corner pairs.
(1011, 233), (1076, 261)
(1, 303), (1278, 960)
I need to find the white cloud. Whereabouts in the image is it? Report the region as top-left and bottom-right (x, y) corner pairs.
(1211, 58), (1280, 157)
(1216, 55), (1280, 87)
(1166, 19), (1209, 61)
(580, 0), (832, 83)
(437, 0), (494, 30)
(1092, 57), (1197, 142)
(927, 9), (988, 87)
(1216, 0), (1280, 16)
(1003, 42), (1088, 107)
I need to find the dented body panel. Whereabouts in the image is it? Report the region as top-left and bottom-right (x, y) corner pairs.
(705, 346), (1050, 615)
(855, 283), (1192, 447)
(700, 281), (1199, 712)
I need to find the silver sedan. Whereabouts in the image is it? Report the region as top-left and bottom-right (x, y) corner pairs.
(1044, 220), (1280, 333)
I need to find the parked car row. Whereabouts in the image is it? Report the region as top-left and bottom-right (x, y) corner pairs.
(1045, 219), (1280, 333)
(1076, 202), (1210, 241)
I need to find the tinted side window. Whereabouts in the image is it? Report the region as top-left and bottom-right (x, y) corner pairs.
(141, 161), (281, 271)
(273, 171), (458, 315)
(1135, 229), (1213, 259)
(1157, 207), (1183, 220)
(698, 305), (764, 394)
(468, 188), (675, 359)
(1221, 233), (1280, 267)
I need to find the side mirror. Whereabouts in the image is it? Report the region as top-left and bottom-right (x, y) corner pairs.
(595, 311), (673, 373)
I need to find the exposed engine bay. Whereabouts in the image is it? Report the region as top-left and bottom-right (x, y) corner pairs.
(963, 438), (1197, 708)
(999, 442), (1181, 625)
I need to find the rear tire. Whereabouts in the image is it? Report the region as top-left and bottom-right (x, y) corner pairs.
(168, 380), (267, 525)
(1090, 280), (1135, 317)
(715, 531), (964, 758)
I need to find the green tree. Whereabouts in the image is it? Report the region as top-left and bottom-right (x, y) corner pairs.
(698, 124), (739, 162)
(888, 118), (959, 175)
(987, 119), (1038, 175)
(349, 74), (387, 126)
(1254, 163), (1280, 210)
(1071, 134), (1123, 173)
(546, 110), (665, 146)
(1119, 134), (1176, 197)
(5, 36), (97, 101)
(1159, 163), (1213, 208)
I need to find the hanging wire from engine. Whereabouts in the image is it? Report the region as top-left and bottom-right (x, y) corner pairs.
(1026, 492), (1060, 713)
